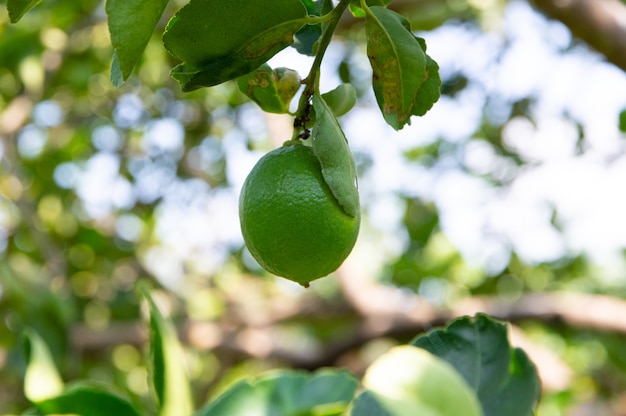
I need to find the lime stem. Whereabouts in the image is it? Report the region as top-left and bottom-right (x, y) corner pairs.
(293, 0), (351, 140)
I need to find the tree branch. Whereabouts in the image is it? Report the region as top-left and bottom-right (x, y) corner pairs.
(70, 253), (626, 393)
(529, 0), (626, 72)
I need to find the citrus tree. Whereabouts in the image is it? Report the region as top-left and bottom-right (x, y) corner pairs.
(2, 1), (541, 414)
(3, 0), (626, 414)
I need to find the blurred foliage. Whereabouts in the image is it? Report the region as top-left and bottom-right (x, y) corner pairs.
(2, 0), (626, 415)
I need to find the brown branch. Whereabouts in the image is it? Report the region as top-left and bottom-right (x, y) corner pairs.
(338, 253), (626, 334)
(529, 0), (626, 72)
(71, 278), (626, 392)
(452, 292), (626, 333)
(336, 255), (626, 391)
(0, 96), (32, 135)
(69, 255), (626, 392)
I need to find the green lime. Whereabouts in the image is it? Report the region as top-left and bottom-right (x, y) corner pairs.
(239, 142), (360, 286)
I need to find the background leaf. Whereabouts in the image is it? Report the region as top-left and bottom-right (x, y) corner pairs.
(105, 0), (170, 86)
(35, 383), (141, 416)
(197, 369), (359, 416)
(411, 314), (540, 416)
(23, 329), (64, 403)
(349, 0), (391, 18)
(163, 0), (308, 90)
(311, 94), (360, 218)
(365, 6), (426, 130)
(147, 292), (193, 416)
(7, 0), (41, 23)
(619, 108), (626, 132)
(360, 345), (483, 416)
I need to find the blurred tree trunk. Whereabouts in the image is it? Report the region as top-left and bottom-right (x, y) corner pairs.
(529, 0), (626, 72)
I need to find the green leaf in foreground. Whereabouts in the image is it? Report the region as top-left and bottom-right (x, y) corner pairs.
(365, 6), (441, 130)
(306, 84), (358, 125)
(163, 0), (308, 91)
(23, 329), (64, 403)
(237, 64), (301, 114)
(197, 369), (359, 416)
(322, 84), (357, 117)
(105, 0), (169, 86)
(311, 94), (359, 218)
(7, 0), (41, 23)
(413, 37), (442, 117)
(411, 314), (540, 416)
(413, 38), (441, 116)
(35, 382), (140, 416)
(350, 391), (393, 416)
(147, 292), (193, 416)
(482, 348), (542, 416)
(365, 6), (425, 130)
(355, 345), (483, 416)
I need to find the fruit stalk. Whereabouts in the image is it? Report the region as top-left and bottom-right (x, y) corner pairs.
(293, 0), (352, 139)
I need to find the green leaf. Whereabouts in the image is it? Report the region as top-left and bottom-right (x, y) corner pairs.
(359, 346), (483, 416)
(197, 369), (359, 415)
(293, 0), (333, 56)
(147, 292), (194, 416)
(19, 408), (44, 415)
(349, 0), (391, 18)
(307, 84), (356, 124)
(481, 348), (541, 416)
(293, 25), (322, 56)
(237, 64), (301, 114)
(322, 84), (357, 117)
(411, 314), (540, 416)
(105, 0), (170, 85)
(23, 329), (64, 403)
(411, 314), (510, 400)
(311, 94), (359, 218)
(7, 0), (41, 23)
(619, 108), (626, 132)
(413, 37), (441, 117)
(300, 0), (333, 13)
(365, 6), (427, 130)
(110, 52), (124, 87)
(275, 67), (302, 104)
(35, 382), (141, 416)
(163, 0), (308, 91)
(350, 391), (394, 416)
